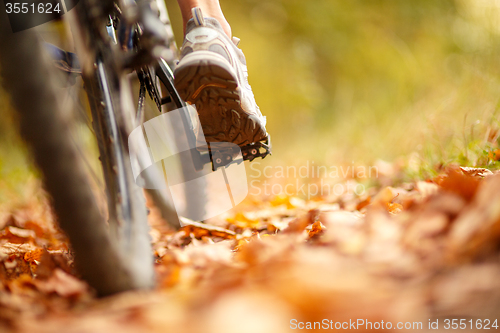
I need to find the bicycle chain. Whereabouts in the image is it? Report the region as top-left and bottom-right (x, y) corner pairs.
(139, 66), (162, 112)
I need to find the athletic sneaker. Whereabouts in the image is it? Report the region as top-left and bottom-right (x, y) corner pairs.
(174, 7), (268, 147)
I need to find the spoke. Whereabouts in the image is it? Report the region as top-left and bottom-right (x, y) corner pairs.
(135, 80), (146, 127)
(71, 80), (96, 135)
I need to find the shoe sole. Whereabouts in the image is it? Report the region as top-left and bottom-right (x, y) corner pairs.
(174, 52), (267, 147)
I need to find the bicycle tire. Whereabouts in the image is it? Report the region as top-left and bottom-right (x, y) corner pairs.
(82, 59), (154, 289)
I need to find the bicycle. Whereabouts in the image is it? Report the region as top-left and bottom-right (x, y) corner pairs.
(0, 0), (271, 296)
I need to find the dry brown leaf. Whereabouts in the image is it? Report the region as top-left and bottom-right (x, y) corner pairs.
(439, 167), (481, 201)
(307, 220), (326, 239)
(488, 149), (500, 161)
(226, 212), (261, 229)
(198, 289), (293, 333)
(420, 192), (466, 219)
(316, 210), (365, 253)
(1, 242), (36, 255)
(387, 202), (403, 214)
(372, 187), (396, 205)
(356, 196), (371, 211)
(416, 181), (439, 199)
(0, 227), (36, 244)
(3, 254), (32, 280)
(319, 210), (362, 227)
(35, 248), (74, 279)
(22, 221), (46, 238)
(34, 268), (88, 298)
(23, 248), (44, 263)
(4, 150), (500, 332)
(180, 218), (236, 240)
(269, 194), (304, 209)
(235, 234), (294, 266)
(371, 187), (406, 213)
(283, 209), (319, 234)
(266, 217), (292, 232)
(404, 213), (448, 246)
(180, 240), (233, 267)
(447, 174), (500, 261)
(459, 166), (493, 178)
(431, 264), (500, 316)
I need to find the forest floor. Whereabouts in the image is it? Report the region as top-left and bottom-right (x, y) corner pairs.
(1, 163), (500, 333)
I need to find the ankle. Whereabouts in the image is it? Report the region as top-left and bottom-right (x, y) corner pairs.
(179, 2), (232, 38)
(184, 13), (231, 38)
(214, 16), (231, 39)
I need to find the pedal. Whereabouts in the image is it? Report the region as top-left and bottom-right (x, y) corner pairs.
(209, 135), (272, 171)
(210, 148), (240, 171)
(241, 135), (272, 162)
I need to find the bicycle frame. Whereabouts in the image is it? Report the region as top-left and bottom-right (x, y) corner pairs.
(51, 0), (271, 173)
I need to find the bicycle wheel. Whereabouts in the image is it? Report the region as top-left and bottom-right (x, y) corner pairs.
(69, 0), (156, 289)
(0, 8), (152, 296)
(82, 59), (154, 289)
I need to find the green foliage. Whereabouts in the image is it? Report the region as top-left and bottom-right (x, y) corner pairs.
(0, 90), (36, 203)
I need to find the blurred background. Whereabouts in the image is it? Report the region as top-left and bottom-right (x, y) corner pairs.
(2, 0), (500, 202)
(165, 0), (500, 168)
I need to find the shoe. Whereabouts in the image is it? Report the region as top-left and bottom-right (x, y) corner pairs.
(174, 7), (268, 147)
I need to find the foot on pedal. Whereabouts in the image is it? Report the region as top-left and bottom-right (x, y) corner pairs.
(174, 7), (268, 147)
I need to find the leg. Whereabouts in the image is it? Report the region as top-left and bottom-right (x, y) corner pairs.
(176, 0), (231, 38)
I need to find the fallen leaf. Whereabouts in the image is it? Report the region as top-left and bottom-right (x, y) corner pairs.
(356, 196), (371, 211)
(34, 268), (88, 298)
(22, 221), (46, 238)
(439, 167), (481, 201)
(307, 221), (326, 239)
(488, 149), (500, 161)
(180, 218), (236, 240)
(226, 212), (260, 229)
(0, 226), (36, 244)
(269, 195), (304, 209)
(447, 174), (500, 261)
(283, 209), (319, 234)
(23, 248), (44, 263)
(416, 181), (439, 199)
(372, 187), (396, 205)
(387, 202), (403, 214)
(459, 166), (493, 178)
